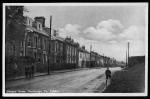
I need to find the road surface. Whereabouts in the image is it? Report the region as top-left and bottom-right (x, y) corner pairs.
(5, 67), (121, 93)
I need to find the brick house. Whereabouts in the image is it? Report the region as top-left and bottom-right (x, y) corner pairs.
(24, 16), (50, 73)
(90, 51), (99, 67)
(50, 35), (65, 70)
(64, 37), (79, 69)
(78, 46), (90, 68)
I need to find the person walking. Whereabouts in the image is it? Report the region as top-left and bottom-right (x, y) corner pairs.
(25, 65), (28, 79)
(27, 65), (30, 79)
(14, 62), (18, 78)
(29, 64), (32, 79)
(105, 67), (111, 86)
(31, 63), (34, 78)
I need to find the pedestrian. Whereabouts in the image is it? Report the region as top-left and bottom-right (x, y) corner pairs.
(29, 64), (32, 79)
(27, 65), (30, 79)
(105, 67), (111, 86)
(31, 63), (34, 78)
(25, 65), (28, 79)
(14, 63), (18, 78)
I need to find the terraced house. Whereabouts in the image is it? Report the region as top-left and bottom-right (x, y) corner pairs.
(78, 46), (90, 68)
(51, 33), (65, 70)
(64, 37), (79, 69)
(5, 6), (51, 79)
(5, 6), (118, 80)
(24, 16), (50, 73)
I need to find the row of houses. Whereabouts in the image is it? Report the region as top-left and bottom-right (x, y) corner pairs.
(5, 7), (117, 79)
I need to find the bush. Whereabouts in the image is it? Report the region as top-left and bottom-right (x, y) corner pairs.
(5, 56), (36, 79)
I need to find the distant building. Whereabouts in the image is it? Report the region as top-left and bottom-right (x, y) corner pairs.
(85, 50), (90, 67)
(90, 51), (98, 67)
(129, 56), (145, 66)
(51, 35), (65, 70)
(64, 37), (79, 69)
(78, 46), (86, 68)
(78, 46), (90, 68)
(97, 54), (103, 67)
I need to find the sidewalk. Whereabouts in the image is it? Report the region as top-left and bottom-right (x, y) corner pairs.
(6, 67), (100, 81)
(5, 67), (101, 89)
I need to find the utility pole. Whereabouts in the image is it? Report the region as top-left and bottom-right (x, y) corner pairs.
(24, 32), (28, 56)
(126, 49), (128, 67)
(90, 45), (92, 67)
(128, 42), (129, 67)
(103, 53), (105, 67)
(48, 15), (52, 75)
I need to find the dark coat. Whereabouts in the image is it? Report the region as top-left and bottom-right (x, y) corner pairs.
(105, 69), (111, 76)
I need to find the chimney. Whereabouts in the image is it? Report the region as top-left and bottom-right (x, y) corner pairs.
(82, 46), (85, 49)
(54, 30), (57, 36)
(34, 16), (45, 27)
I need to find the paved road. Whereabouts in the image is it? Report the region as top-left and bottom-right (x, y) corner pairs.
(5, 67), (121, 93)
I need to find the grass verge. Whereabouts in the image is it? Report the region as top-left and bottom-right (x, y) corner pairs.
(103, 63), (145, 93)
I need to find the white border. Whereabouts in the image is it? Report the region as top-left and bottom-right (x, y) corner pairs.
(3, 3), (148, 6)
(3, 3), (6, 97)
(3, 3), (148, 97)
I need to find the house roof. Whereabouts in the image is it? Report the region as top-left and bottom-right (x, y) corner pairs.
(26, 25), (49, 37)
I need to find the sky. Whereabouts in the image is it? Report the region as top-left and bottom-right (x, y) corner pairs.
(24, 3), (148, 62)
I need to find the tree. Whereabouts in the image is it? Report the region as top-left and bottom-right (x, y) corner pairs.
(5, 6), (26, 42)
(5, 6), (27, 57)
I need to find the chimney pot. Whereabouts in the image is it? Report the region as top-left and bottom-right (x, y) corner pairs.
(34, 16), (45, 27)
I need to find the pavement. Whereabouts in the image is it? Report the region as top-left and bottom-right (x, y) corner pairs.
(5, 67), (121, 93)
(6, 67), (92, 81)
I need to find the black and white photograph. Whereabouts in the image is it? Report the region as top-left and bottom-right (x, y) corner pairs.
(2, 3), (148, 97)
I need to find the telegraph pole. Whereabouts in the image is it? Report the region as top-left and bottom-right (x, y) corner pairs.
(128, 42), (130, 67)
(90, 45), (92, 67)
(126, 49), (128, 67)
(48, 15), (52, 75)
(103, 53), (104, 67)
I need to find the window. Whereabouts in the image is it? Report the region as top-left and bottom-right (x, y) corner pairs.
(40, 38), (43, 49)
(80, 53), (82, 58)
(46, 55), (47, 62)
(28, 19), (32, 26)
(20, 41), (23, 47)
(42, 38), (45, 50)
(55, 41), (57, 52)
(29, 20), (30, 25)
(27, 35), (32, 47)
(39, 24), (40, 29)
(60, 43), (63, 51)
(20, 50), (23, 56)
(38, 38), (41, 48)
(45, 39), (47, 50)
(38, 23), (42, 30)
(39, 24), (42, 30)
(34, 35), (38, 48)
(34, 52), (37, 59)
(38, 53), (41, 63)
(43, 54), (46, 64)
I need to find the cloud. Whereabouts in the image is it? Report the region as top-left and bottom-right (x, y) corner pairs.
(82, 19), (124, 42)
(118, 25), (145, 42)
(97, 19), (124, 33)
(82, 19), (145, 45)
(83, 27), (115, 41)
(58, 24), (81, 38)
(58, 20), (146, 61)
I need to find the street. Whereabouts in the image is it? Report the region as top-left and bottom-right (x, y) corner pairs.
(6, 67), (121, 93)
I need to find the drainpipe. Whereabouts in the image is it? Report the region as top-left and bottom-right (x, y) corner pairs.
(24, 31), (28, 56)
